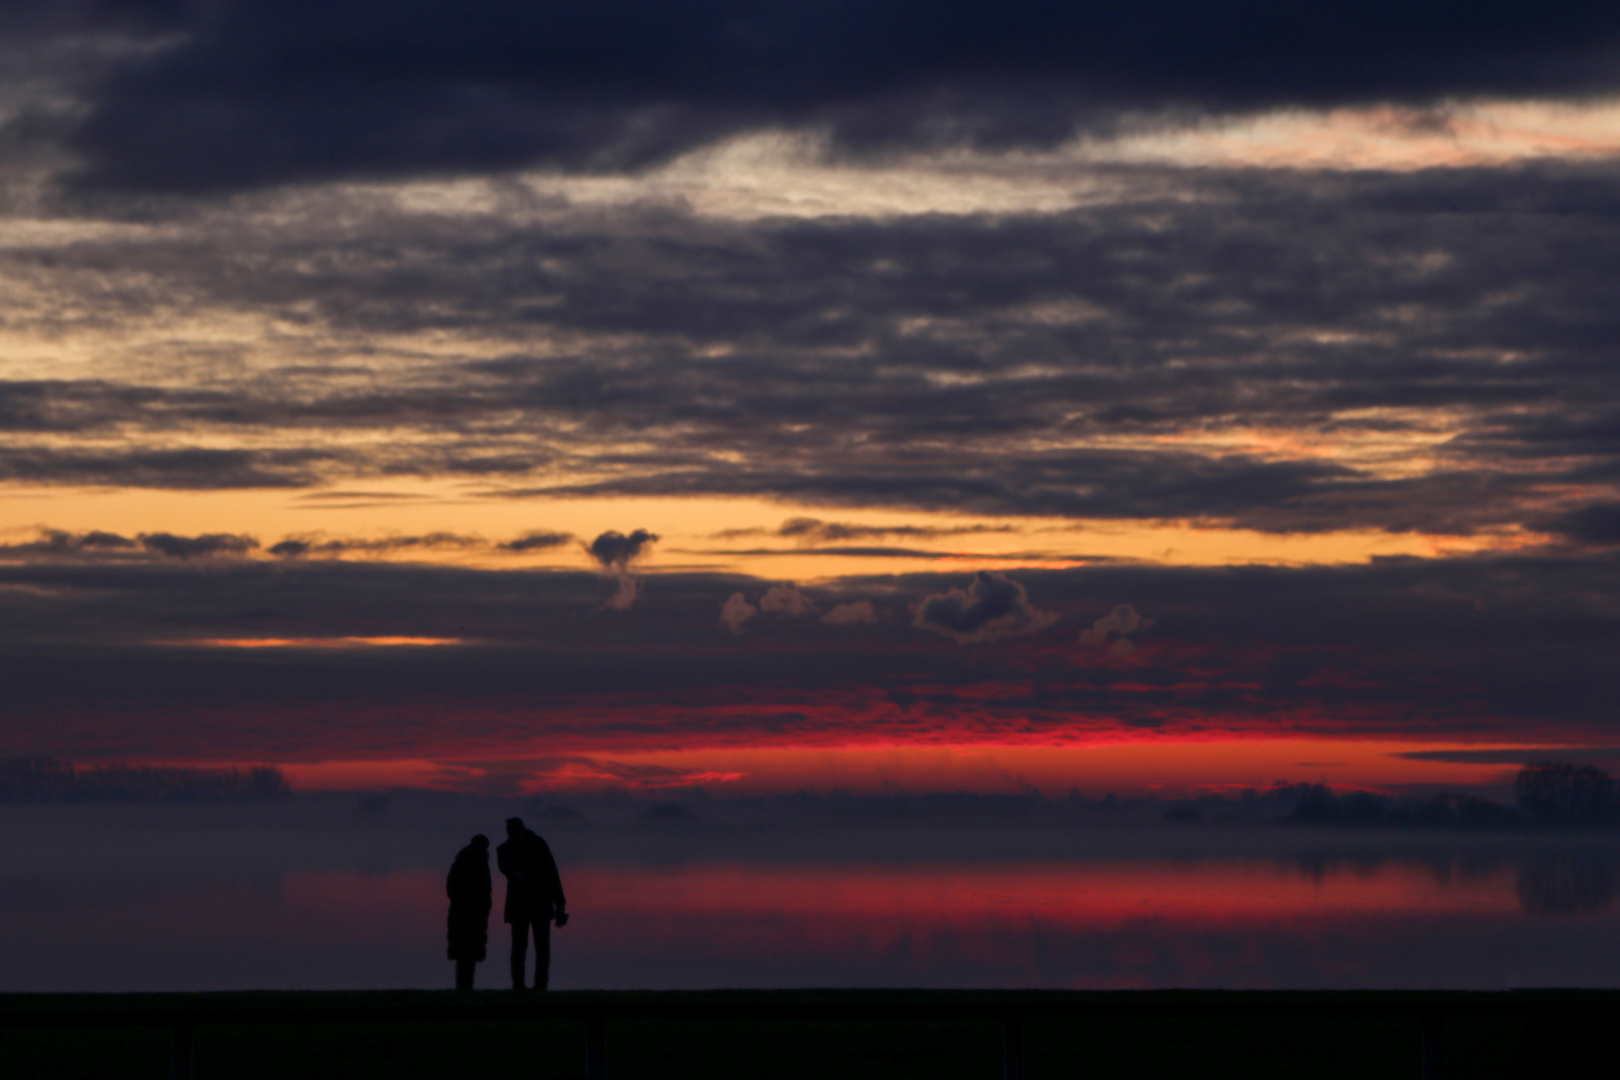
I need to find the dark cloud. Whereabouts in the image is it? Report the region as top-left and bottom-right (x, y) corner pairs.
(1, 553), (1620, 759)
(1544, 503), (1620, 546)
(4, 164), (1620, 532)
(0, 380), (168, 434)
(1398, 748), (1620, 766)
(587, 529), (659, 611)
(500, 531), (574, 553)
(139, 532), (258, 559)
(0, 530), (138, 558)
(695, 544), (1107, 562)
(38, 0), (1620, 193)
(552, 452), (1359, 527)
(913, 571), (1060, 644)
(267, 533), (485, 559)
(0, 446), (330, 489)
(766, 518), (1015, 544)
(587, 529), (658, 570)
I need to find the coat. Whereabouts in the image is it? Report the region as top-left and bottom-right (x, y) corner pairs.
(446, 843), (492, 961)
(496, 828), (565, 925)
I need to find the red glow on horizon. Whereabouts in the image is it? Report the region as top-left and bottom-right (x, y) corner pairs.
(273, 737), (1559, 796)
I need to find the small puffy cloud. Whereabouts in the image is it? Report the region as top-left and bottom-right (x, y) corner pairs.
(139, 532), (258, 560)
(759, 583), (816, 618)
(912, 571), (1059, 644)
(721, 592), (758, 635)
(822, 600), (879, 625)
(501, 530), (574, 553)
(587, 529), (659, 569)
(588, 528), (659, 611)
(1080, 604), (1153, 657)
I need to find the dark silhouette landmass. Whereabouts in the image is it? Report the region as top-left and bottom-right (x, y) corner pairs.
(0, 757), (289, 804)
(1272, 762), (1619, 831)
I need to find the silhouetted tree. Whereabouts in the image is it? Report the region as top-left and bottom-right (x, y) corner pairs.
(1285, 783), (1336, 823)
(1285, 785), (1390, 826)
(1161, 804), (1203, 824)
(1513, 762), (1615, 825)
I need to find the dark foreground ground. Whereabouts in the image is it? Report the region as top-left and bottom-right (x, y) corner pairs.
(2, 989), (1613, 1079)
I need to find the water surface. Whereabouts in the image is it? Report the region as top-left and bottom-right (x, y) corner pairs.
(4, 797), (1618, 991)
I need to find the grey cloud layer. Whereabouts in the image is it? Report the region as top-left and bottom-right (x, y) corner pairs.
(4, 554), (1620, 758)
(14, 0), (1620, 193)
(5, 163), (1620, 532)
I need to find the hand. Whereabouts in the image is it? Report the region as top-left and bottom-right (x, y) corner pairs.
(554, 910), (569, 927)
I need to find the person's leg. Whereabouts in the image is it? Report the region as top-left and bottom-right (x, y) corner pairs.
(509, 918), (530, 990)
(534, 919), (551, 990)
(455, 956), (475, 991)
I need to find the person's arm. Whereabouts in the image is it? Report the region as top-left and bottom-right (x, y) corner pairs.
(539, 838), (566, 917)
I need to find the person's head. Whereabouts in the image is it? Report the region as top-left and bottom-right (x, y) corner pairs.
(505, 816), (523, 839)
(471, 834), (489, 852)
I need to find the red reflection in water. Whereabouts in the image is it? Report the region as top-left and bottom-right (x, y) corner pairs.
(252, 860), (1517, 938)
(568, 861), (1520, 924)
(551, 862), (1524, 984)
(9, 857), (1617, 992)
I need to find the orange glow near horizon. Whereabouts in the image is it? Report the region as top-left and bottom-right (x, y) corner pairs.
(0, 483), (1520, 581)
(159, 636), (468, 649)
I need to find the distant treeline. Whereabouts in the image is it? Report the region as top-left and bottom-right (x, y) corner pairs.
(542, 763), (1620, 831)
(1167, 762), (1620, 831)
(626, 761), (1620, 831)
(0, 757), (290, 804)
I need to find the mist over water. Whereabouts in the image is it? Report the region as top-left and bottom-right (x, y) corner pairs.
(4, 794), (1620, 993)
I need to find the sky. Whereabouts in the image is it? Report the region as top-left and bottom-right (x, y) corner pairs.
(5, 1), (1620, 798)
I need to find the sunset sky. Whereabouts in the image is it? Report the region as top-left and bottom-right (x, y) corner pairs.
(5, 1), (1620, 798)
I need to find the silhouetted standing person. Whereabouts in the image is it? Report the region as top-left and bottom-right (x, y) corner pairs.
(446, 834), (492, 990)
(497, 816), (567, 990)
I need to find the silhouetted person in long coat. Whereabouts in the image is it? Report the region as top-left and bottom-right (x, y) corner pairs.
(446, 834), (492, 990)
(497, 816), (567, 990)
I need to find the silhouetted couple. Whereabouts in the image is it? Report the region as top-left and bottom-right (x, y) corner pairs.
(446, 817), (568, 991)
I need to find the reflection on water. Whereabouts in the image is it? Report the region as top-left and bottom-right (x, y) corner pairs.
(3, 805), (1620, 992)
(1517, 853), (1616, 916)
